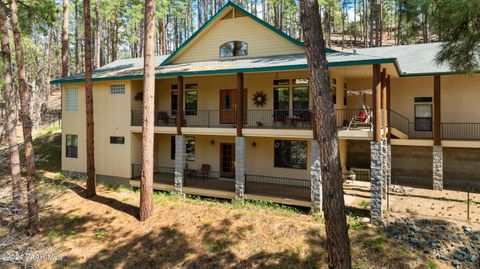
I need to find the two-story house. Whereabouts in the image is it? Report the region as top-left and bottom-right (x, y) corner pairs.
(52, 2), (480, 207)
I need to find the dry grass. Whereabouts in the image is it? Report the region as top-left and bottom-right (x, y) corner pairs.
(1, 123), (447, 268)
(26, 179), (436, 269)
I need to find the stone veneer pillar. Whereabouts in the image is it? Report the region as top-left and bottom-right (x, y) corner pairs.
(174, 135), (186, 194)
(310, 139), (322, 213)
(433, 145), (443, 191)
(370, 141), (384, 225)
(382, 140), (388, 198)
(386, 142), (392, 189)
(235, 137), (246, 200)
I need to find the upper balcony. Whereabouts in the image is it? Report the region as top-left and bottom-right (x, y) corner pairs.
(131, 108), (374, 139)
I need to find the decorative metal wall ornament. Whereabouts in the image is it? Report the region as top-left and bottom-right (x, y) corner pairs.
(252, 91), (267, 107)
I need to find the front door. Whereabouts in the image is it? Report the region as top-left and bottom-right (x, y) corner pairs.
(220, 143), (235, 178)
(220, 89), (235, 124)
(219, 89), (247, 124)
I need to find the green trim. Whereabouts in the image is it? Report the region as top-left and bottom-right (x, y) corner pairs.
(50, 57), (401, 84)
(160, 1), (307, 66)
(398, 69), (480, 77)
(50, 74), (143, 84)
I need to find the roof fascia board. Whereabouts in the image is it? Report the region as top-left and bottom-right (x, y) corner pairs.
(51, 58), (401, 84)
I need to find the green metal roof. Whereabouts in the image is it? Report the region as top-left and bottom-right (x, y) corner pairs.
(352, 43), (478, 76)
(51, 51), (399, 84)
(50, 55), (169, 84)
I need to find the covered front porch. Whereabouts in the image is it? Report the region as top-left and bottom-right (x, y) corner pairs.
(130, 166), (311, 206)
(130, 133), (317, 206)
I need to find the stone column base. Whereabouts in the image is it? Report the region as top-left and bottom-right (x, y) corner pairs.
(433, 145), (443, 191)
(174, 135), (186, 194)
(387, 143), (392, 187)
(370, 141), (384, 225)
(311, 160), (323, 213)
(310, 140), (322, 213)
(235, 137), (246, 201)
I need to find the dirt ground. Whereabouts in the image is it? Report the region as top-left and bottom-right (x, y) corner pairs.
(21, 179), (437, 269)
(0, 120), (469, 269)
(344, 180), (480, 229)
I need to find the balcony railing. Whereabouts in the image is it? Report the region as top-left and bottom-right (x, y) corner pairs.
(131, 164), (175, 185)
(131, 110), (177, 127)
(131, 109), (480, 141)
(132, 109), (372, 130)
(442, 123), (480, 140)
(245, 174), (310, 201)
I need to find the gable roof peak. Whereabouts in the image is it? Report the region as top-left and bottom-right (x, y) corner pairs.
(160, 0), (306, 66)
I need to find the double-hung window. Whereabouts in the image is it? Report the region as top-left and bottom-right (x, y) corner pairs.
(170, 84), (197, 116)
(414, 97), (433, 131)
(66, 134), (78, 158)
(185, 84), (198, 116)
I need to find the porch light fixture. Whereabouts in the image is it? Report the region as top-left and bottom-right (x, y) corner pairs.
(252, 142), (256, 148)
(210, 140), (215, 145)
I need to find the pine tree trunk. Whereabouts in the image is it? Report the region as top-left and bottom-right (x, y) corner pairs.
(341, 7), (345, 50)
(422, 10), (429, 43)
(363, 0), (368, 47)
(84, 0), (96, 198)
(299, 0), (352, 268)
(94, 0), (101, 68)
(158, 19), (165, 55)
(140, 0), (155, 222)
(0, 2), (22, 209)
(74, 0), (79, 72)
(9, 0), (40, 235)
(397, 0), (401, 45)
(61, 0), (69, 77)
(353, 0), (357, 43)
(379, 0), (383, 46)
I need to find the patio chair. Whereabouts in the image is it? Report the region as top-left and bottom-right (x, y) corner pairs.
(296, 111), (311, 127)
(185, 163), (197, 181)
(197, 164), (210, 181)
(348, 111), (371, 129)
(273, 110), (287, 127)
(157, 111), (169, 125)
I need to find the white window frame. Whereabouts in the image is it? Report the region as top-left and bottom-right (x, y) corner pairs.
(66, 87), (78, 112)
(110, 84), (126, 95)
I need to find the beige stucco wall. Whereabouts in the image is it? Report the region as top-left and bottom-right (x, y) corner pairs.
(134, 134), (349, 181)
(61, 81), (132, 178)
(171, 9), (304, 64)
(152, 70), (345, 114)
(347, 74), (480, 123)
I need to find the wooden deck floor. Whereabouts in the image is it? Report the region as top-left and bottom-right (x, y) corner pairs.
(130, 172), (311, 207)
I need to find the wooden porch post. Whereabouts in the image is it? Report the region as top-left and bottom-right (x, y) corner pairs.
(236, 72), (244, 137)
(381, 68), (387, 140)
(372, 64), (381, 142)
(433, 75), (441, 145)
(386, 75), (391, 143)
(433, 75), (443, 190)
(176, 76), (184, 135)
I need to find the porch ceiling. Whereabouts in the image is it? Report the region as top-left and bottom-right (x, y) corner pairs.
(330, 63), (399, 79)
